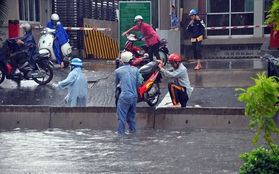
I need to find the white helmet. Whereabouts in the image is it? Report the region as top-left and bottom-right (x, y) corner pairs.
(121, 51), (133, 63)
(134, 15), (143, 22)
(20, 23), (32, 33)
(51, 13), (59, 21)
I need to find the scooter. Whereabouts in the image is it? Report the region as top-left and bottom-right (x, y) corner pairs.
(115, 61), (162, 107)
(38, 25), (72, 68)
(0, 42), (53, 85)
(115, 34), (169, 69)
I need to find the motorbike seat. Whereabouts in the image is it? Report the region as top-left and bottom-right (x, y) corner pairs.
(139, 61), (157, 75)
(141, 44), (148, 52)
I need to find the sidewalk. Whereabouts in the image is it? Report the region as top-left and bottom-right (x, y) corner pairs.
(83, 58), (267, 108)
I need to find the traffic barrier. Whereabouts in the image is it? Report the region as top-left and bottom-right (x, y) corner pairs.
(83, 24), (119, 59)
(32, 25), (111, 31)
(205, 24), (271, 30)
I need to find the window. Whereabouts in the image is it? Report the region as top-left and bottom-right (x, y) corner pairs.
(207, 0), (254, 36)
(19, 0), (40, 22)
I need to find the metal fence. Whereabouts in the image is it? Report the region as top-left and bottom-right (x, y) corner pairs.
(52, 0), (120, 50)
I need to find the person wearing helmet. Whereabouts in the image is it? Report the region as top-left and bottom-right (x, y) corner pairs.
(156, 54), (193, 108)
(0, 23), (38, 76)
(46, 13), (69, 69)
(121, 15), (161, 62)
(52, 58), (88, 106)
(114, 51), (142, 134)
(187, 9), (205, 70)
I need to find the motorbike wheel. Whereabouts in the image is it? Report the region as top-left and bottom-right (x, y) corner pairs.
(33, 63), (53, 85)
(0, 68), (5, 84)
(147, 81), (160, 107)
(159, 50), (168, 66)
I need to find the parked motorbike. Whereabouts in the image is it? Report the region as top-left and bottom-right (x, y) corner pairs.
(115, 61), (162, 107)
(0, 48), (54, 85)
(263, 53), (279, 80)
(115, 34), (169, 69)
(38, 26), (72, 68)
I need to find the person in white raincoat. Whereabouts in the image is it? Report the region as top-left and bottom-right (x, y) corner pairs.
(52, 58), (88, 106)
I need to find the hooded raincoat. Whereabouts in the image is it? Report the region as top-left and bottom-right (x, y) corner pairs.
(56, 67), (88, 106)
(46, 21), (69, 64)
(0, 30), (38, 68)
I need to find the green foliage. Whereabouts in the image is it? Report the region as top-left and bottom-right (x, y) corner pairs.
(265, 0), (279, 31)
(235, 72), (279, 145)
(239, 144), (279, 174)
(236, 72), (279, 173)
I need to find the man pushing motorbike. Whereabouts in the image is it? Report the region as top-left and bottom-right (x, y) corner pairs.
(46, 13), (69, 69)
(0, 23), (38, 77)
(122, 15), (161, 62)
(156, 53), (193, 108)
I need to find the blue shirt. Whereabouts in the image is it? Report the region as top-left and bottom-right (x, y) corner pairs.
(171, 13), (179, 28)
(114, 64), (142, 98)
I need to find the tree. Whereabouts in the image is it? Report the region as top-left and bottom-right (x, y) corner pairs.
(236, 72), (279, 173)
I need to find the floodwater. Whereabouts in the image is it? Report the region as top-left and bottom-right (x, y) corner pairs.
(0, 128), (263, 174)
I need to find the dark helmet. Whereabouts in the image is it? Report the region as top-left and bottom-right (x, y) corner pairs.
(189, 9), (198, 16)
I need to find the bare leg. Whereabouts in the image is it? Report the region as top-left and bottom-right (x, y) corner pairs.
(194, 59), (202, 70)
(168, 103), (182, 108)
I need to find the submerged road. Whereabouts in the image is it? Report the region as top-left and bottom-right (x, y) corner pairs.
(0, 128), (274, 174)
(1, 58), (277, 174)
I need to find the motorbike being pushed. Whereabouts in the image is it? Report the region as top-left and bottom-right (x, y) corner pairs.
(115, 34), (169, 69)
(38, 24), (72, 68)
(115, 61), (162, 107)
(0, 41), (54, 85)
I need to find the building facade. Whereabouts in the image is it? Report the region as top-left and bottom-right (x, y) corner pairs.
(0, 0), (272, 59)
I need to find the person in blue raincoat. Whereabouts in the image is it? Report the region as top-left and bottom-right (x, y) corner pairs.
(114, 51), (142, 134)
(46, 13), (69, 69)
(0, 23), (38, 75)
(52, 58), (88, 107)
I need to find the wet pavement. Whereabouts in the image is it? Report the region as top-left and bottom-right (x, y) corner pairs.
(1, 128), (276, 174)
(0, 58), (267, 107)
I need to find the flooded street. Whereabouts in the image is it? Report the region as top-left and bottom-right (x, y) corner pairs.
(0, 128), (261, 174)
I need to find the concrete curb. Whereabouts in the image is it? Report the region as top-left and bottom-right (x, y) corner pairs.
(0, 106), (254, 130)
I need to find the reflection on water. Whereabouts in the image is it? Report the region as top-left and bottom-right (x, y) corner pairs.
(0, 128), (257, 173)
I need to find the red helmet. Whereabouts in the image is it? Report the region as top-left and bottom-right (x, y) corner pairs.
(168, 53), (181, 63)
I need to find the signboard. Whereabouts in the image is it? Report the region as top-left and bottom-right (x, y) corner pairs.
(119, 1), (151, 51)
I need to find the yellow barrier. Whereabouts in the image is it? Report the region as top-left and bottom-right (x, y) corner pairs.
(84, 24), (119, 59)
